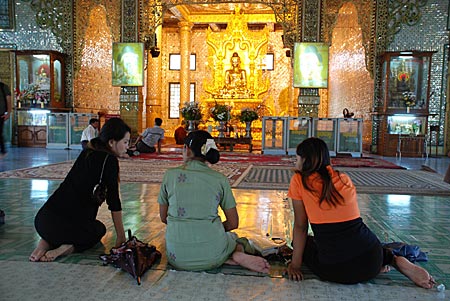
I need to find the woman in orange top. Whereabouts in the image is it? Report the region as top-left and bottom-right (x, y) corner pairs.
(286, 137), (435, 288)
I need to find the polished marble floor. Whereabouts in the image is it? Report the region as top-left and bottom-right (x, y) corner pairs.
(0, 145), (449, 300)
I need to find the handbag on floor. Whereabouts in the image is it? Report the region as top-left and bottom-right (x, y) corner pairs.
(92, 155), (108, 206)
(100, 229), (161, 285)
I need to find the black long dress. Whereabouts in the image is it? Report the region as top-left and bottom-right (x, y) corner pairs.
(34, 149), (121, 252)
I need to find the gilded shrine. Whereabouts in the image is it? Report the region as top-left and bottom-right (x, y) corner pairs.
(203, 7), (270, 114)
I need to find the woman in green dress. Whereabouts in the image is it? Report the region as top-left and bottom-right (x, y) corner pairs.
(158, 130), (270, 273)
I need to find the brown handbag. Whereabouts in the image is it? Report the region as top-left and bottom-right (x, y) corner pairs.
(92, 155), (108, 206)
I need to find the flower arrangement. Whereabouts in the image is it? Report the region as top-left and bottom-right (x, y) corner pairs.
(403, 92), (416, 107)
(181, 102), (203, 121)
(238, 108), (259, 123)
(15, 84), (50, 107)
(210, 102), (231, 121)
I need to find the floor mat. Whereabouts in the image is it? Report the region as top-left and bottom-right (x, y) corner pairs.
(0, 159), (248, 185)
(232, 166), (450, 195)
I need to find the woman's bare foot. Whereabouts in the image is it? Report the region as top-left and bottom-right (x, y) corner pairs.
(40, 244), (74, 262)
(29, 239), (51, 262)
(231, 251), (271, 273)
(393, 256), (436, 289)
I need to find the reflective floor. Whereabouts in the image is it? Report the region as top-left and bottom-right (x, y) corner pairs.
(0, 145), (449, 300)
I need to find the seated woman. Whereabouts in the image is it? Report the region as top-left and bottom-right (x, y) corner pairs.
(29, 118), (130, 262)
(286, 137), (435, 289)
(158, 130), (270, 273)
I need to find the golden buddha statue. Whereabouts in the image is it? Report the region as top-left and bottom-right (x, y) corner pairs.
(223, 52), (249, 97)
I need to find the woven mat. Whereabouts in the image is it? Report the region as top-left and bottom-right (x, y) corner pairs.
(0, 159), (248, 185)
(232, 165), (450, 196)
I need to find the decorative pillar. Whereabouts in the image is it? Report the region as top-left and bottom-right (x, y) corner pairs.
(179, 21), (193, 111)
(297, 0), (322, 117)
(120, 0), (141, 137)
(146, 27), (162, 128)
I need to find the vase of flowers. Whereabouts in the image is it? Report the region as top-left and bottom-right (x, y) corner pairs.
(15, 84), (50, 108)
(210, 102), (231, 122)
(238, 108), (258, 138)
(403, 92), (416, 113)
(181, 102), (203, 121)
(210, 102), (231, 137)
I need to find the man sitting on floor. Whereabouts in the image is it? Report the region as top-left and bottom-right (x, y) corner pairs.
(80, 118), (99, 150)
(133, 117), (165, 154)
(174, 120), (187, 145)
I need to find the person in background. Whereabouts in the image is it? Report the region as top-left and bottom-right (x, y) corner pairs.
(133, 117), (165, 154)
(0, 80), (11, 158)
(80, 118), (100, 150)
(174, 120), (188, 145)
(158, 130), (270, 273)
(29, 118), (130, 262)
(286, 137), (435, 289)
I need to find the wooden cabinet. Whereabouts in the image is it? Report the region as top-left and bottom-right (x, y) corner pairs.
(17, 109), (49, 147)
(376, 51), (435, 157)
(18, 125), (47, 147)
(13, 50), (65, 109)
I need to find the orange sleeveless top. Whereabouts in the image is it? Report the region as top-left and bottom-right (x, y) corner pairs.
(287, 166), (360, 224)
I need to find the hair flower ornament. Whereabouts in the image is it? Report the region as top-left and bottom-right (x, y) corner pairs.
(201, 139), (218, 156)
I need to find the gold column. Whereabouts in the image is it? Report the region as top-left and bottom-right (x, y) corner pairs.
(179, 21), (193, 111)
(146, 28), (162, 128)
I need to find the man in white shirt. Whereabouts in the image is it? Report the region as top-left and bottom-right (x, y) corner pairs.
(134, 117), (165, 154)
(80, 118), (99, 150)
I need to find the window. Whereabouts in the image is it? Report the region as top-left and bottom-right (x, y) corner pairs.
(169, 83), (196, 118)
(262, 53), (274, 71)
(169, 54), (196, 71)
(0, 0), (14, 30)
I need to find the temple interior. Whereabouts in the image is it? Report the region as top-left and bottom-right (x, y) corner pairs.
(0, 1), (450, 300)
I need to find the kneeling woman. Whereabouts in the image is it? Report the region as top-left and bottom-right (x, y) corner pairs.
(158, 130), (270, 273)
(29, 118), (130, 262)
(286, 137), (435, 289)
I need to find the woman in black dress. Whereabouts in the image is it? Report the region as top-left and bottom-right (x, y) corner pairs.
(29, 118), (131, 262)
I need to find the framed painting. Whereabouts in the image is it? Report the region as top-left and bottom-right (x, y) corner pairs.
(0, 0), (14, 30)
(112, 43), (145, 87)
(293, 42), (329, 88)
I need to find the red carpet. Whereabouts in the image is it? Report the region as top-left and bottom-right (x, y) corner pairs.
(133, 151), (294, 164)
(133, 151), (404, 169)
(331, 157), (405, 169)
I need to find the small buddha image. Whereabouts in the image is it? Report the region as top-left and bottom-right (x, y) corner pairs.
(223, 52), (249, 97)
(37, 66), (50, 90)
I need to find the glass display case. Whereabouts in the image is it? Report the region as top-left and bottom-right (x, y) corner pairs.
(286, 117), (311, 155)
(312, 118), (337, 156)
(377, 51), (433, 156)
(261, 117), (288, 155)
(380, 51), (434, 114)
(14, 50), (65, 109)
(17, 109), (50, 147)
(387, 115), (426, 136)
(337, 118), (363, 157)
(69, 113), (98, 149)
(47, 113), (69, 149)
